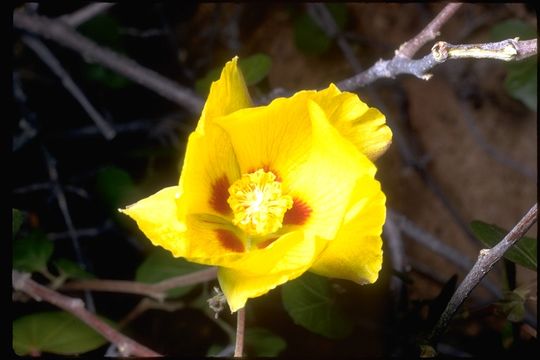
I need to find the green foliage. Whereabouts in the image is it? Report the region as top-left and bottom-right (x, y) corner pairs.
(496, 290), (526, 322)
(504, 59), (537, 112)
(13, 311), (107, 356)
(135, 247), (208, 298)
(471, 220), (537, 270)
(490, 19), (536, 42)
(79, 15), (130, 88)
(85, 64), (131, 89)
(490, 20), (537, 112)
(245, 327), (287, 357)
(195, 53), (273, 96)
(13, 230), (54, 273)
(281, 272), (354, 339)
(96, 166), (137, 210)
(53, 258), (94, 280)
(294, 4), (348, 55)
(12, 208), (24, 238)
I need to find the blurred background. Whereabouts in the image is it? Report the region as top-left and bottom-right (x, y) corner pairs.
(12, 3), (537, 357)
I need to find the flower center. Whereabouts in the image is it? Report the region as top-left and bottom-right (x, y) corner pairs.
(227, 169), (293, 237)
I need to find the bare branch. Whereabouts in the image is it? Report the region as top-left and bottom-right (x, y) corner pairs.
(152, 267), (218, 293)
(389, 209), (502, 299)
(22, 35), (116, 140)
(432, 38), (537, 62)
(396, 3), (463, 59)
(457, 95), (536, 180)
(12, 270), (161, 357)
(42, 149), (95, 312)
(234, 307), (246, 357)
(13, 11), (204, 114)
(383, 216), (407, 295)
(59, 3), (115, 27)
(61, 267), (218, 300)
(307, 3), (363, 72)
(337, 38), (537, 91)
(429, 203), (538, 344)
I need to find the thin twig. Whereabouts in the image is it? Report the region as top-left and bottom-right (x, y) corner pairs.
(12, 270), (161, 357)
(13, 72), (38, 151)
(307, 3), (363, 72)
(48, 221), (113, 241)
(58, 3), (115, 27)
(13, 11), (204, 114)
(389, 209), (502, 299)
(42, 148), (96, 312)
(61, 267), (218, 300)
(234, 307), (246, 357)
(383, 216), (406, 295)
(457, 95), (536, 180)
(118, 298), (185, 328)
(22, 35), (116, 140)
(396, 3), (463, 59)
(432, 38), (537, 62)
(337, 38), (537, 91)
(429, 203), (538, 344)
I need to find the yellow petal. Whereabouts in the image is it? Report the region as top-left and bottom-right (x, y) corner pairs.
(218, 265), (308, 313)
(119, 186), (188, 257)
(197, 56), (252, 133)
(210, 231), (327, 312)
(312, 84), (392, 161)
(178, 124), (240, 218)
(310, 178), (386, 284)
(215, 95), (378, 241)
(283, 100), (378, 240)
(213, 91), (314, 176)
(223, 230), (326, 275)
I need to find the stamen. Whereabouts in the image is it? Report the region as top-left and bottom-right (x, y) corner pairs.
(227, 169), (293, 237)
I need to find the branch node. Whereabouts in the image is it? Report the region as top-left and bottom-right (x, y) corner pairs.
(431, 41), (449, 62)
(68, 298), (85, 310)
(117, 342), (132, 357)
(12, 270), (30, 291)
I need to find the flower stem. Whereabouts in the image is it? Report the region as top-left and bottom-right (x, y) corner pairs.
(234, 307), (246, 357)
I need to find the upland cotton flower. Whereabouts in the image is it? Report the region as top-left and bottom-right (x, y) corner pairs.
(120, 57), (392, 312)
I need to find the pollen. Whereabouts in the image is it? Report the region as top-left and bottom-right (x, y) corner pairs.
(227, 169), (293, 237)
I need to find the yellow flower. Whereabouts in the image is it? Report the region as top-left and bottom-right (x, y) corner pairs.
(120, 57), (392, 312)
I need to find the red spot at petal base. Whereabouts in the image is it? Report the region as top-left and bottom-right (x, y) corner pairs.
(283, 198), (312, 225)
(216, 229), (245, 252)
(210, 176), (231, 215)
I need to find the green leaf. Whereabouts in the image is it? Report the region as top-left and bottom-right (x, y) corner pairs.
(53, 258), (94, 280)
(78, 15), (122, 47)
(245, 327), (286, 357)
(206, 343), (225, 356)
(13, 311), (108, 355)
(85, 64), (131, 89)
(471, 220), (537, 270)
(294, 12), (331, 55)
(490, 19), (537, 42)
(78, 15), (130, 88)
(504, 58), (537, 112)
(239, 54), (272, 87)
(195, 53), (272, 96)
(490, 20), (537, 112)
(294, 4), (348, 55)
(13, 230), (54, 273)
(96, 166), (137, 210)
(281, 272), (354, 339)
(135, 247), (208, 298)
(12, 209), (24, 238)
(496, 290), (526, 322)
